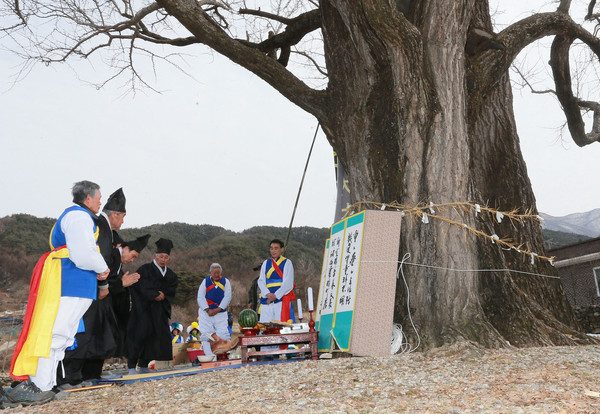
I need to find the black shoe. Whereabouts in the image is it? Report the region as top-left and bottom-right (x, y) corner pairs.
(4, 380), (55, 406)
(1, 387), (18, 409)
(1, 396), (20, 409)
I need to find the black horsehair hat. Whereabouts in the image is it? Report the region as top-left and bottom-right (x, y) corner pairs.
(104, 188), (126, 213)
(123, 234), (150, 253)
(112, 230), (124, 247)
(155, 238), (174, 255)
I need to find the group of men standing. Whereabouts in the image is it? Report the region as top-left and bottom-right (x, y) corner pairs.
(1, 181), (179, 408)
(196, 239), (296, 357)
(0, 181), (298, 408)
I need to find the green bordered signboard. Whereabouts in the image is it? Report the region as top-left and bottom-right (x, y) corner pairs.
(316, 211), (365, 352)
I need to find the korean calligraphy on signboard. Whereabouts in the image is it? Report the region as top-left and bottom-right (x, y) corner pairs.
(315, 210), (402, 357)
(316, 211), (365, 351)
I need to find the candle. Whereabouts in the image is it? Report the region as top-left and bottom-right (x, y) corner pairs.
(307, 287), (314, 311)
(297, 299), (303, 319)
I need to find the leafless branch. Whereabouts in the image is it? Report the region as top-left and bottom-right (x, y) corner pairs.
(239, 8), (293, 25)
(510, 64), (556, 96)
(471, 10), (600, 98)
(550, 34), (600, 146)
(156, 0), (326, 119)
(294, 50), (327, 77)
(585, 0), (597, 20)
(237, 8), (320, 56)
(9, 0), (27, 27)
(558, 0), (572, 13)
(1, 0), (326, 117)
(467, 3), (600, 149)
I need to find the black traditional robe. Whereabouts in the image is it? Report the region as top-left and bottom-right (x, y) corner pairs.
(58, 217), (118, 384)
(107, 247), (131, 357)
(126, 261), (178, 361)
(96, 213), (113, 266)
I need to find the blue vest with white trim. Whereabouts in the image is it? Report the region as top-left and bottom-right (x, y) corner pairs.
(204, 276), (228, 313)
(259, 258), (288, 305)
(49, 205), (99, 299)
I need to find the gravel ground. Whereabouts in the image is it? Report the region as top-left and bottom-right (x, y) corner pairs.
(3, 344), (600, 413)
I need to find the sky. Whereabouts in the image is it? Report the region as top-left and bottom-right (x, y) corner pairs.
(0, 1), (599, 233)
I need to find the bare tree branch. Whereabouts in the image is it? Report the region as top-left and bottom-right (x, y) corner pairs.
(9, 0), (27, 28)
(237, 8), (320, 60)
(558, 0), (572, 14)
(465, 4), (600, 149)
(511, 64), (556, 96)
(156, 0), (326, 120)
(1, 0), (326, 114)
(550, 34), (600, 146)
(585, 0), (597, 20)
(470, 11), (600, 96)
(294, 50), (327, 77)
(239, 8), (293, 25)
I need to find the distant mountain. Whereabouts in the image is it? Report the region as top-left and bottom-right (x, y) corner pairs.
(540, 208), (600, 238)
(1, 212), (596, 313)
(0, 214), (330, 313)
(541, 229), (592, 250)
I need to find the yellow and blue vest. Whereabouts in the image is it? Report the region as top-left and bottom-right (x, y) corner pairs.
(49, 205), (99, 300)
(259, 257), (288, 305)
(205, 276), (228, 313)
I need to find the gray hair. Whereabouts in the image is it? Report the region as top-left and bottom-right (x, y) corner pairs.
(72, 180), (100, 204)
(209, 263), (222, 272)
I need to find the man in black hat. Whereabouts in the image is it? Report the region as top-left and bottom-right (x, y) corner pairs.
(104, 234), (150, 360)
(126, 238), (178, 374)
(97, 189), (126, 260)
(96, 188), (126, 299)
(57, 234), (150, 389)
(56, 187), (128, 389)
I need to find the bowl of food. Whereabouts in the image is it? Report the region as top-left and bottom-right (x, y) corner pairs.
(196, 354), (217, 363)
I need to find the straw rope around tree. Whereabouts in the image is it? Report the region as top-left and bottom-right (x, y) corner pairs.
(342, 201), (555, 265)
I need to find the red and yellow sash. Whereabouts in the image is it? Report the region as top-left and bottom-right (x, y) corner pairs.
(10, 247), (68, 379)
(264, 257), (296, 322)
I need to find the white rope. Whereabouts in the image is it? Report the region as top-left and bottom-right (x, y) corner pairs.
(392, 253), (420, 354)
(386, 252), (562, 354)
(362, 260), (561, 280)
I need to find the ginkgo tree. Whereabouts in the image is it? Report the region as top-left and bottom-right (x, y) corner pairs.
(3, 0), (600, 348)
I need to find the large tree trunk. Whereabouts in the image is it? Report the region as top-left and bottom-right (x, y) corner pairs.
(319, 1), (587, 348)
(76, 0), (593, 349)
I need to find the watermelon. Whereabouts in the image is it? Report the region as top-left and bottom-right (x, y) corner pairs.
(238, 309), (259, 328)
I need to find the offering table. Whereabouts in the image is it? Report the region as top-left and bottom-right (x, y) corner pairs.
(240, 331), (318, 363)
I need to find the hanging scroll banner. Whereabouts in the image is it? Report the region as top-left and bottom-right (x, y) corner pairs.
(316, 210), (402, 356)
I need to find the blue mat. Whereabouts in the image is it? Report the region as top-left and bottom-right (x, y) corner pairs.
(96, 359), (296, 384)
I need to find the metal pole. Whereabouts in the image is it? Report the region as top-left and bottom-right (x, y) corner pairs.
(285, 122), (321, 248)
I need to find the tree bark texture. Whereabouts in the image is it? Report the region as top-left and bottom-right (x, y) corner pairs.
(318, 0), (586, 348)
